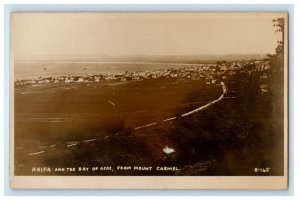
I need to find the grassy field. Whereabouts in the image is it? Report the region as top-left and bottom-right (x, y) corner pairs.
(14, 79), (222, 174)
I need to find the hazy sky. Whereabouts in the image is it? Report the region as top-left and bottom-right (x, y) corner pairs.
(12, 13), (283, 60)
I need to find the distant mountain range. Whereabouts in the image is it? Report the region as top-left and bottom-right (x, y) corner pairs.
(16, 54), (268, 64)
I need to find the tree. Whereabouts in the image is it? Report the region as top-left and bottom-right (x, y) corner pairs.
(272, 18), (284, 59)
(268, 18), (284, 76)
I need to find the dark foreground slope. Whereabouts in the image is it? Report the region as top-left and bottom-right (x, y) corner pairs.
(14, 69), (284, 176)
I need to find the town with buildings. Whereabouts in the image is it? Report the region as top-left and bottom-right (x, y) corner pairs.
(15, 59), (272, 93)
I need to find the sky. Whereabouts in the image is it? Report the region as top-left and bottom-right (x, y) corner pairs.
(11, 12), (283, 60)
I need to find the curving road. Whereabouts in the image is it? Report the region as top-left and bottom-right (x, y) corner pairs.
(135, 81), (227, 128)
(181, 81), (226, 117)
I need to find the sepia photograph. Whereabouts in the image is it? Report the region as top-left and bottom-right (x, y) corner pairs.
(9, 12), (288, 189)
